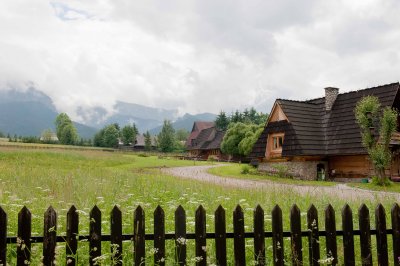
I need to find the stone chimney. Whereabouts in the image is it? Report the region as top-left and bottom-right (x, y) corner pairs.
(324, 87), (339, 111)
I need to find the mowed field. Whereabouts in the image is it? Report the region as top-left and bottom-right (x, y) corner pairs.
(0, 145), (398, 264)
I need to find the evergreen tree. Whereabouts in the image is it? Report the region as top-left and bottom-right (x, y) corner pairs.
(215, 111), (230, 131)
(121, 124), (137, 145)
(144, 131), (152, 151)
(158, 120), (175, 152)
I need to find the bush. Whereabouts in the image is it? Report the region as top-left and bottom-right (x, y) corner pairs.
(272, 164), (292, 179)
(371, 176), (392, 186)
(241, 164), (251, 174)
(138, 153), (150, 157)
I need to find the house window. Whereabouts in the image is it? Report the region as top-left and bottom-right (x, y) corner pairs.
(272, 136), (284, 150)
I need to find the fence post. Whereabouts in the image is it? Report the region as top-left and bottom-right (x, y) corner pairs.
(307, 204), (320, 266)
(358, 204), (372, 265)
(89, 205), (101, 266)
(0, 206), (7, 266)
(134, 205), (145, 266)
(66, 205), (79, 266)
(154, 205), (165, 266)
(254, 205), (265, 265)
(272, 205), (284, 266)
(290, 204), (302, 266)
(325, 204), (337, 265)
(110, 206), (122, 266)
(43, 206), (57, 266)
(175, 205), (186, 266)
(342, 204), (355, 266)
(17, 206), (31, 266)
(195, 205), (207, 266)
(233, 205), (246, 265)
(392, 203), (400, 266)
(376, 204), (388, 265)
(215, 205), (227, 266)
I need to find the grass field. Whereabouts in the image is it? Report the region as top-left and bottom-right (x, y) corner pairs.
(0, 145), (398, 264)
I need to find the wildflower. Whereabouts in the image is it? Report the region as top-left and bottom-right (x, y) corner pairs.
(176, 237), (187, 245)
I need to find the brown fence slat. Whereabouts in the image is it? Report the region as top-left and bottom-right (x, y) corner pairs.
(154, 205), (165, 266)
(325, 204), (337, 265)
(376, 204), (388, 265)
(254, 205), (265, 266)
(175, 205), (186, 266)
(17, 206), (31, 266)
(89, 205), (101, 266)
(66, 205), (79, 266)
(290, 204), (302, 266)
(195, 205), (207, 266)
(307, 204), (320, 266)
(358, 204), (372, 265)
(134, 205), (145, 265)
(233, 204), (246, 265)
(43, 206), (57, 266)
(392, 203), (400, 266)
(272, 205), (284, 266)
(0, 206), (7, 265)
(342, 204), (355, 266)
(215, 205), (227, 266)
(110, 206), (122, 266)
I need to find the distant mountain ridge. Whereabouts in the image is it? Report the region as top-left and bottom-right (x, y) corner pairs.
(149, 113), (217, 134)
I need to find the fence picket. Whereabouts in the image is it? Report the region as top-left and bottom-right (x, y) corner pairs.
(195, 205), (207, 266)
(215, 205), (227, 266)
(290, 204), (302, 266)
(272, 205), (284, 266)
(325, 204), (337, 265)
(110, 206), (122, 266)
(89, 205), (101, 266)
(43, 206), (57, 266)
(175, 205), (186, 266)
(0, 206), (7, 266)
(376, 204), (388, 265)
(307, 204), (320, 266)
(17, 206), (31, 266)
(254, 205), (265, 265)
(233, 205), (246, 265)
(342, 204), (355, 266)
(154, 205), (165, 266)
(134, 205), (145, 266)
(392, 203), (400, 266)
(66, 205), (79, 266)
(358, 204), (372, 265)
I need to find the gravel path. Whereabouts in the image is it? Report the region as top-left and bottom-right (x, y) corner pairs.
(162, 164), (400, 202)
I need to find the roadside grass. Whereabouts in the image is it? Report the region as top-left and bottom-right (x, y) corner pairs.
(348, 181), (400, 193)
(208, 163), (336, 186)
(0, 147), (397, 264)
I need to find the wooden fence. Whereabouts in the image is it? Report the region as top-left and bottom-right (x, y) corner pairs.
(0, 203), (400, 265)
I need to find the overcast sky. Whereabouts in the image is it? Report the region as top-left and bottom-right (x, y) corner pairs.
(1, 0), (400, 120)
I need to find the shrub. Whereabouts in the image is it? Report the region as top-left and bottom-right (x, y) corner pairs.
(371, 176), (392, 186)
(241, 164), (251, 174)
(272, 164), (292, 179)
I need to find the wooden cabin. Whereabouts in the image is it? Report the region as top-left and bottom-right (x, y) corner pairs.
(250, 82), (400, 180)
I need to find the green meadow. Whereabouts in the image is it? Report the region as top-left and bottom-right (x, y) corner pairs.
(0, 146), (398, 264)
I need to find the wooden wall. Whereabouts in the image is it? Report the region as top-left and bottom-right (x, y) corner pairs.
(328, 155), (372, 178)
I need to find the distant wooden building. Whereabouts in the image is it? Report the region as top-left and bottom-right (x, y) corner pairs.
(134, 134), (156, 150)
(250, 82), (400, 180)
(186, 121), (227, 160)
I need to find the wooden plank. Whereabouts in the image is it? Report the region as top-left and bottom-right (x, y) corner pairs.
(254, 205), (265, 266)
(43, 206), (57, 266)
(325, 204), (337, 265)
(89, 205), (101, 266)
(175, 205), (186, 266)
(392, 203), (400, 266)
(0, 206), (7, 266)
(195, 205), (207, 266)
(272, 205), (284, 266)
(154, 205), (165, 266)
(358, 204), (372, 265)
(17, 206), (31, 266)
(233, 205), (246, 265)
(290, 204), (302, 266)
(66, 205), (79, 266)
(215, 205), (227, 266)
(110, 205), (122, 266)
(134, 205), (145, 266)
(342, 204), (355, 266)
(375, 204), (388, 265)
(307, 204), (320, 266)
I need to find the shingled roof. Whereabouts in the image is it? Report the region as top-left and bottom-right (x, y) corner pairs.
(186, 121), (215, 148)
(250, 82), (400, 158)
(187, 126), (225, 150)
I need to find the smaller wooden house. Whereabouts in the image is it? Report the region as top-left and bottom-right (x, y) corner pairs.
(186, 121), (227, 160)
(250, 82), (400, 180)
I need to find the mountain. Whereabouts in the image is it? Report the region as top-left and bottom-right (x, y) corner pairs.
(0, 87), (97, 139)
(149, 112), (217, 135)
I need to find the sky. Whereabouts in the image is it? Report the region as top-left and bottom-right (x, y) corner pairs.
(1, 0), (400, 121)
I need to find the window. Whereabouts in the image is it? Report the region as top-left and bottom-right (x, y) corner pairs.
(272, 136), (284, 150)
